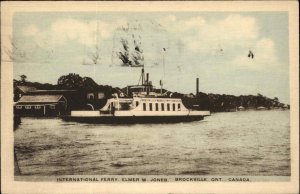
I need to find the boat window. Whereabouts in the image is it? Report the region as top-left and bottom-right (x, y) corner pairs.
(136, 101), (139, 107)
(173, 103), (175, 111)
(87, 93), (94, 100)
(155, 103), (159, 111)
(149, 103), (152, 111)
(98, 92), (105, 99)
(25, 106), (31, 109)
(16, 105), (22, 109)
(178, 103), (181, 110)
(50, 105), (56, 109)
(35, 105), (41, 109)
(167, 103), (170, 111)
(143, 103), (146, 111)
(161, 103), (164, 111)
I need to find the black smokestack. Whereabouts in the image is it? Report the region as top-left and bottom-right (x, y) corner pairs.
(146, 73), (149, 95)
(146, 73), (149, 84)
(196, 78), (199, 96)
(141, 68), (144, 84)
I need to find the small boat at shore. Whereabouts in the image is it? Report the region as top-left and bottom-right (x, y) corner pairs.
(62, 69), (210, 124)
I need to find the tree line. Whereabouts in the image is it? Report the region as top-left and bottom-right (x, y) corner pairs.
(14, 74), (289, 112)
(14, 73), (118, 97)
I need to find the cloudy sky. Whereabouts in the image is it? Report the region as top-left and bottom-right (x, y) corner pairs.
(11, 12), (289, 103)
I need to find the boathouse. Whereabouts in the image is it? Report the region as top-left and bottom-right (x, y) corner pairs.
(14, 95), (67, 116)
(26, 90), (82, 111)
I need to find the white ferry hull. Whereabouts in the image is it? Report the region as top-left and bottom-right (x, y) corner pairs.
(62, 115), (206, 124)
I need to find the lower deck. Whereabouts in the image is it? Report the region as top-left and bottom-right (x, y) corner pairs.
(70, 110), (210, 117)
(61, 115), (205, 124)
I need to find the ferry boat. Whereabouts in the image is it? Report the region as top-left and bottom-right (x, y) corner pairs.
(62, 69), (210, 124)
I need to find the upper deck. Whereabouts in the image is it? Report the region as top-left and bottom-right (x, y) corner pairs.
(71, 96), (210, 117)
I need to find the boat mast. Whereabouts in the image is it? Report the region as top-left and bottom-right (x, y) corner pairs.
(161, 48), (166, 95)
(163, 51), (165, 80)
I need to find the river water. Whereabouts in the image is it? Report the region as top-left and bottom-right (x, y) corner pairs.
(14, 110), (290, 176)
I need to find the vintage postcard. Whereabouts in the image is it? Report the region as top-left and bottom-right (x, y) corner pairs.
(1, 1), (299, 193)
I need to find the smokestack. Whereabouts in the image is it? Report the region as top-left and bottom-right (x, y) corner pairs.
(146, 73), (149, 95)
(141, 68), (144, 85)
(146, 73), (149, 84)
(196, 78), (199, 96)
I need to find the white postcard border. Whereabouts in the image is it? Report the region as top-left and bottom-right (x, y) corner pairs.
(1, 1), (299, 194)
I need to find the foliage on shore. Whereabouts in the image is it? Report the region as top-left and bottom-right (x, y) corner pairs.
(163, 91), (288, 112)
(14, 74), (289, 112)
(203, 92), (288, 112)
(14, 73), (118, 97)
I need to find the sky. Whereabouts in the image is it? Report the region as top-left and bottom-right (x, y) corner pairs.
(11, 12), (289, 103)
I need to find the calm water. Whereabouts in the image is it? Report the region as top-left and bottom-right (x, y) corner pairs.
(14, 110), (290, 176)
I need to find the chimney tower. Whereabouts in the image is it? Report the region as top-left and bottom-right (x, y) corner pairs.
(146, 73), (149, 85)
(196, 78), (199, 96)
(141, 68), (144, 85)
(146, 73), (150, 95)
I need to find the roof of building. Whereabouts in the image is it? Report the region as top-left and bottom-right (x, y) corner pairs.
(16, 86), (36, 93)
(17, 95), (66, 103)
(28, 90), (78, 95)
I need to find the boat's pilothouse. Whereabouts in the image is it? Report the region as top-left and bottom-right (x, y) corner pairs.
(125, 68), (168, 98)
